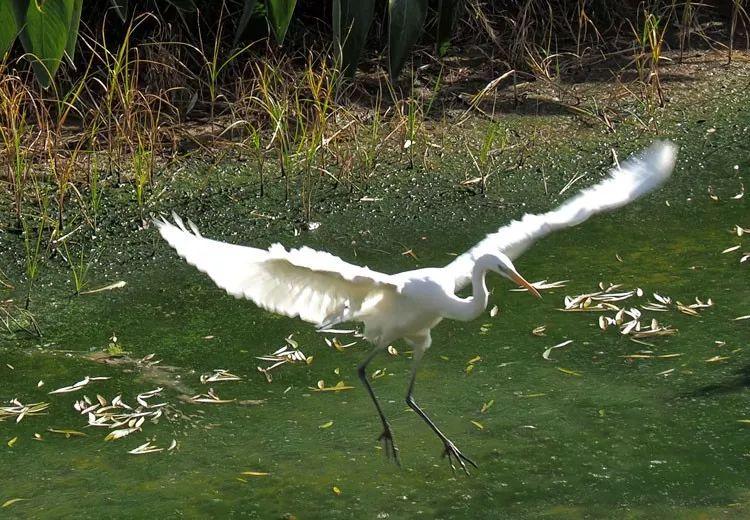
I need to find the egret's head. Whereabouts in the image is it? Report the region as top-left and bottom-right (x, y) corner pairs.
(488, 252), (542, 299)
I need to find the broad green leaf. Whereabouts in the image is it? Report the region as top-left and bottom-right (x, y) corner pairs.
(267, 0), (296, 45)
(332, 0), (375, 78)
(65, 0), (83, 65)
(0, 1), (18, 58)
(436, 0), (459, 57)
(388, 0), (427, 80)
(110, 0), (128, 23)
(22, 0), (75, 88)
(232, 0), (258, 47)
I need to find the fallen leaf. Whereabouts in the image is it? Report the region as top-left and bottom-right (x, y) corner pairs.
(2, 498), (28, 508)
(542, 340), (573, 360)
(47, 429), (87, 438)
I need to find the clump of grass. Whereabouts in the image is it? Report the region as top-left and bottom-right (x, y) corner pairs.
(61, 241), (90, 296)
(632, 9), (668, 108)
(0, 71), (39, 227)
(21, 197), (48, 309)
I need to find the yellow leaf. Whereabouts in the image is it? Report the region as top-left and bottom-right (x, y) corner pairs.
(470, 420), (484, 430)
(467, 355), (481, 365)
(2, 498), (28, 508)
(319, 421), (333, 429)
(240, 471), (270, 477)
(332, 486), (342, 496)
(7, 437), (17, 448)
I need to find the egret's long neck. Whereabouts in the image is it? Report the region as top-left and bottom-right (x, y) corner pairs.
(449, 259), (491, 322)
(469, 261), (491, 318)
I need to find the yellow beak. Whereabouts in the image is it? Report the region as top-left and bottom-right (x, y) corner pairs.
(508, 270), (542, 299)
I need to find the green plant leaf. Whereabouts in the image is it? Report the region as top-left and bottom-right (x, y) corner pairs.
(110, 0), (128, 23)
(267, 0), (296, 45)
(388, 0), (427, 80)
(22, 0), (75, 88)
(436, 0), (459, 57)
(65, 0), (83, 65)
(332, 0), (375, 78)
(0, 1), (18, 58)
(233, 0), (258, 47)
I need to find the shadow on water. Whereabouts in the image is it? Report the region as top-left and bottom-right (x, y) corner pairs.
(683, 364), (750, 397)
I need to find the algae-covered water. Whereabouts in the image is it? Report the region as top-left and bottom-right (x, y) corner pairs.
(2, 103), (749, 517)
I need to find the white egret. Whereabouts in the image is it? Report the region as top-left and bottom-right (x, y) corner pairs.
(156, 141), (677, 473)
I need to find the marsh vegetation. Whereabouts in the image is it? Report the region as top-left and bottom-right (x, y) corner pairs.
(1, 1), (749, 517)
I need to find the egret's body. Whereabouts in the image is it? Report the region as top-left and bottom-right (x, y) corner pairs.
(157, 141), (677, 472)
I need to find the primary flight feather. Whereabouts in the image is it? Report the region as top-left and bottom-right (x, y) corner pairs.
(156, 140), (677, 473)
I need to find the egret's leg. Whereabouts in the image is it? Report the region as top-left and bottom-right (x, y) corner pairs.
(406, 352), (477, 475)
(358, 346), (400, 466)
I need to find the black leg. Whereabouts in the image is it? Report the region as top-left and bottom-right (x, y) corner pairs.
(358, 346), (400, 466)
(406, 364), (477, 475)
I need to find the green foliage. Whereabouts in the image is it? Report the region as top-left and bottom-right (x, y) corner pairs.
(19, 0), (77, 88)
(2, 0), (463, 86)
(333, 0), (376, 77)
(3, 0), (82, 88)
(0, 2), (18, 58)
(267, 0), (297, 45)
(388, 0), (428, 80)
(66, 0), (83, 64)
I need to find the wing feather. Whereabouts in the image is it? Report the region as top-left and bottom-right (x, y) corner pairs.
(156, 216), (399, 326)
(446, 141), (677, 289)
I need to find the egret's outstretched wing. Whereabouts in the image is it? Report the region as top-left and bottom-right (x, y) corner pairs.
(446, 141), (678, 290)
(156, 215), (399, 326)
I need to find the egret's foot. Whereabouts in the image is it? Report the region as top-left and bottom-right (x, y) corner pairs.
(441, 440), (477, 475)
(378, 425), (400, 466)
